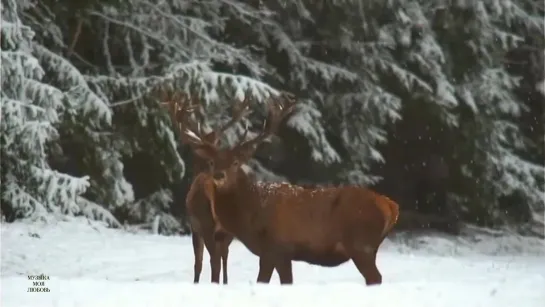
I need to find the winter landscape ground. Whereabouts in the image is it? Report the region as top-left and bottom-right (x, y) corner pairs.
(1, 217), (544, 307)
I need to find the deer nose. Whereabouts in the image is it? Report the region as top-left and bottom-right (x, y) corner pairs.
(213, 171), (225, 180)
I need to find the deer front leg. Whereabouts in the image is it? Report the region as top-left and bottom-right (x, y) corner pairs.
(220, 241), (229, 284)
(256, 255), (275, 283)
(209, 242), (221, 284)
(191, 231), (204, 283)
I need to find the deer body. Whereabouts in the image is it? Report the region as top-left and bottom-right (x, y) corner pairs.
(164, 90), (398, 285)
(210, 168), (399, 284)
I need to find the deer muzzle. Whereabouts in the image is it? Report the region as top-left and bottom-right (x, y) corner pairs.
(213, 171), (225, 181)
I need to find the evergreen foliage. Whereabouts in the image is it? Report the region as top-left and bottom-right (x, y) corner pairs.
(1, 0), (543, 234)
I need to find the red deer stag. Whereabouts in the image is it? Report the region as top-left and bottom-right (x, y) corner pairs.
(162, 91), (251, 284)
(177, 95), (399, 285)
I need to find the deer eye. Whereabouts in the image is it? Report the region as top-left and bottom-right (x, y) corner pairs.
(208, 160), (214, 168)
(232, 160), (240, 167)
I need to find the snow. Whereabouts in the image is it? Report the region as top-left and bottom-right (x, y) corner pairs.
(2, 218), (545, 307)
(538, 78), (545, 96)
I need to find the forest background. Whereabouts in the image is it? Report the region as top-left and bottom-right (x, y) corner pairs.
(1, 0), (544, 237)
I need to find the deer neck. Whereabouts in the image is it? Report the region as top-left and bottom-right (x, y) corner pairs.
(213, 168), (264, 242)
(215, 168), (261, 212)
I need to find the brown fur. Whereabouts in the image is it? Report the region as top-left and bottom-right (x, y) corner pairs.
(174, 92), (400, 285)
(182, 94), (399, 285)
(196, 153), (399, 285)
(376, 195), (400, 240)
(161, 91), (246, 284)
(185, 172), (233, 284)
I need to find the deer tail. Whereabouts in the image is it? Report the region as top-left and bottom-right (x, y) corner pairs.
(379, 196), (400, 240)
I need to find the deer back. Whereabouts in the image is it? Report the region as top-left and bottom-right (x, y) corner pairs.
(253, 184), (399, 248)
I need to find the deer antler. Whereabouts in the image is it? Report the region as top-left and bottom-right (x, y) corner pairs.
(233, 92), (297, 157)
(200, 93), (253, 146)
(162, 91), (254, 148)
(161, 91), (212, 147)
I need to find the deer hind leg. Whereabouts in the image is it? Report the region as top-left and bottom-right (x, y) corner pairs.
(346, 237), (382, 286)
(220, 241), (229, 284)
(191, 231), (204, 283)
(350, 246), (382, 286)
(275, 257), (293, 285)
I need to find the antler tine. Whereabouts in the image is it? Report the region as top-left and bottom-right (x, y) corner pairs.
(235, 92), (297, 152)
(161, 92), (185, 132)
(260, 93), (296, 138)
(274, 92), (297, 124)
(185, 92), (210, 140)
(203, 92), (253, 146)
(161, 91), (211, 147)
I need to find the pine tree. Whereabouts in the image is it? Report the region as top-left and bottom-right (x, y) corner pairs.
(430, 0), (544, 225)
(1, 0), (120, 227)
(7, 0), (543, 232)
(11, 0), (294, 231)
(242, 0), (545, 227)
(1, 0), (86, 220)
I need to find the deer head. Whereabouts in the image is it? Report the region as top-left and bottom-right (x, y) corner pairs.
(162, 91), (252, 174)
(178, 93), (297, 190)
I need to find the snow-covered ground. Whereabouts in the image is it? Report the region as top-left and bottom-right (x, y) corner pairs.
(1, 218), (544, 307)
